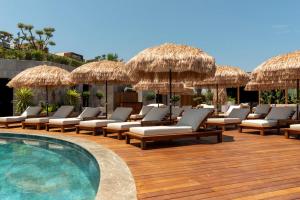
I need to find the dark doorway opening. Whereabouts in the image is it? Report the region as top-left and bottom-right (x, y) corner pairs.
(0, 79), (13, 116)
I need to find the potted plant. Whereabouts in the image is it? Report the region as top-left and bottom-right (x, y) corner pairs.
(96, 91), (104, 106)
(82, 91), (90, 107)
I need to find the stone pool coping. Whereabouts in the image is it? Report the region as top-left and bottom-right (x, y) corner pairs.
(0, 130), (137, 200)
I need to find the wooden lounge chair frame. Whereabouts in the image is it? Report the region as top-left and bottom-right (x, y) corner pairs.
(124, 111), (222, 149)
(46, 123), (79, 133)
(283, 128), (300, 139)
(102, 120), (175, 140)
(205, 110), (250, 131)
(239, 123), (281, 136)
(0, 121), (23, 128)
(125, 129), (222, 150)
(75, 111), (133, 136)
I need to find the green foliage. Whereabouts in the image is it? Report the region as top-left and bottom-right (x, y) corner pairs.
(65, 89), (81, 107)
(227, 96), (236, 104)
(0, 47), (83, 67)
(145, 92), (156, 101)
(93, 53), (122, 62)
(260, 90), (285, 104)
(82, 91), (90, 98)
(14, 88), (34, 114)
(193, 94), (206, 104)
(41, 103), (59, 114)
(171, 95), (180, 103)
(96, 91), (104, 100)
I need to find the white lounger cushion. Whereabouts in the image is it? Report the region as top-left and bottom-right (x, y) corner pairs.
(228, 108), (250, 120)
(241, 119), (278, 127)
(247, 113), (263, 119)
(52, 106), (74, 118)
(290, 124), (300, 130)
(25, 117), (52, 123)
(110, 107), (133, 121)
(78, 107), (101, 119)
(147, 103), (167, 108)
(0, 116), (26, 122)
(142, 107), (169, 121)
(129, 126), (192, 136)
(20, 106), (42, 117)
(107, 121), (141, 130)
(207, 118), (241, 124)
(255, 104), (270, 114)
(130, 106), (153, 119)
(80, 119), (119, 127)
(224, 105), (241, 116)
(49, 118), (81, 125)
(265, 107), (294, 120)
(177, 108), (211, 131)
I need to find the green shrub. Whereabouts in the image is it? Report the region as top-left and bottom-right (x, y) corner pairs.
(96, 91), (104, 100)
(145, 92), (156, 101)
(14, 88), (34, 114)
(31, 50), (45, 61)
(65, 89), (81, 108)
(171, 95), (180, 103)
(41, 103), (59, 114)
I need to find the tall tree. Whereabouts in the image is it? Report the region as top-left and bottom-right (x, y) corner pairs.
(0, 31), (13, 48)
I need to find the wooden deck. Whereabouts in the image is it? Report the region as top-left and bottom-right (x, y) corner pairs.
(1, 126), (300, 199)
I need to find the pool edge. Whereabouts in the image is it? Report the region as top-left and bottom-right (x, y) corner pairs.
(0, 131), (137, 200)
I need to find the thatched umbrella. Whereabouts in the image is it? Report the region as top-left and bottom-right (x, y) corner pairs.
(252, 50), (300, 118)
(7, 65), (71, 116)
(70, 60), (133, 118)
(126, 43), (216, 120)
(191, 65), (249, 109)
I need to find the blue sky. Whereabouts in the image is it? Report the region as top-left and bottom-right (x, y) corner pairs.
(0, 0), (299, 71)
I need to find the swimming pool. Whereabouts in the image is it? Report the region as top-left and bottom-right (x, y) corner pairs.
(0, 133), (100, 200)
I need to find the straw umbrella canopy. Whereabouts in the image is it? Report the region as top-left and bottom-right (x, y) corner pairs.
(70, 60), (134, 118)
(190, 65), (249, 109)
(252, 50), (300, 118)
(7, 65), (71, 115)
(126, 43), (216, 119)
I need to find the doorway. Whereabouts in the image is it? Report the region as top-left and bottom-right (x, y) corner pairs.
(0, 79), (13, 116)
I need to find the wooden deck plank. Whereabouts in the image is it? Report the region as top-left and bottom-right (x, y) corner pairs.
(1, 127), (300, 199)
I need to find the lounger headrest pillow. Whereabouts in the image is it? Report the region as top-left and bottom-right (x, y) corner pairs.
(142, 107), (169, 121)
(21, 106), (42, 117)
(139, 106), (154, 115)
(78, 107), (101, 119)
(228, 108), (250, 120)
(110, 107), (133, 121)
(265, 107), (294, 120)
(255, 104), (270, 114)
(52, 106), (74, 118)
(176, 108), (211, 131)
(225, 105), (241, 116)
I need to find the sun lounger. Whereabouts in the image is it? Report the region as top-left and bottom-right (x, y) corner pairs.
(284, 124), (300, 139)
(239, 107), (294, 136)
(247, 104), (271, 119)
(46, 107), (101, 132)
(129, 105), (153, 121)
(0, 106), (42, 128)
(103, 107), (169, 139)
(75, 107), (133, 135)
(22, 106), (74, 130)
(218, 105), (241, 117)
(124, 108), (222, 149)
(206, 108), (250, 131)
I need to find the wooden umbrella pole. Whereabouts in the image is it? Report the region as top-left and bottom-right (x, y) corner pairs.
(157, 90), (160, 108)
(46, 86), (49, 116)
(216, 84), (219, 112)
(105, 80), (108, 119)
(169, 67), (172, 122)
(285, 88), (288, 104)
(297, 79), (299, 120)
(237, 86), (240, 104)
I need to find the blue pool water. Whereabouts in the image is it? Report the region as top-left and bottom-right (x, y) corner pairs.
(0, 134), (100, 200)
